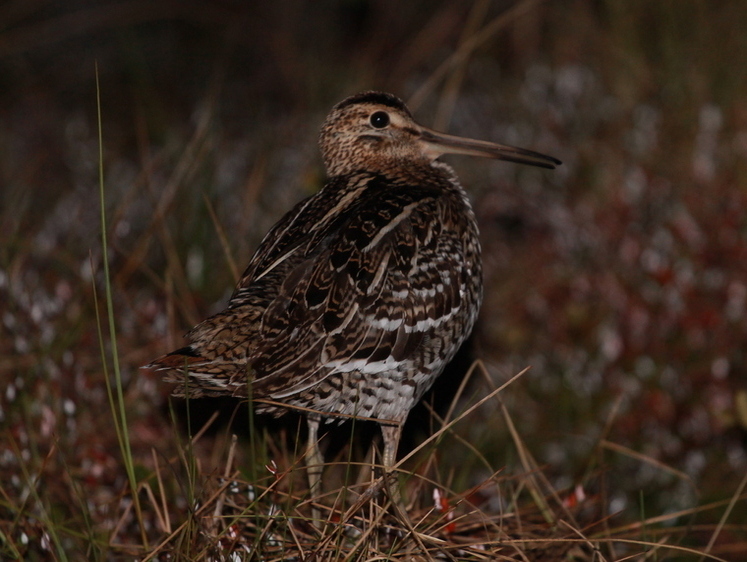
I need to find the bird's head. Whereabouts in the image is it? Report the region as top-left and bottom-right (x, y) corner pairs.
(319, 91), (560, 178)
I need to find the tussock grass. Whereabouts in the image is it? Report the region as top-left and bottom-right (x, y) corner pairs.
(100, 363), (737, 561)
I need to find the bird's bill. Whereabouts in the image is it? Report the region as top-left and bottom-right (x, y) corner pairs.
(418, 126), (561, 169)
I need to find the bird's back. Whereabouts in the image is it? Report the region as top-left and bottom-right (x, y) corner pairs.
(149, 163), (482, 424)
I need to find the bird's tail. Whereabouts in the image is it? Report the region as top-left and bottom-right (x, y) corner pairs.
(144, 347), (251, 398)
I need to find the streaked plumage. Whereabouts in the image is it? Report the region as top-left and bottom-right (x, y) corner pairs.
(147, 91), (560, 516)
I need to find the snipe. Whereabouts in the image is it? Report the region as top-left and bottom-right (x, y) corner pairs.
(147, 91), (560, 519)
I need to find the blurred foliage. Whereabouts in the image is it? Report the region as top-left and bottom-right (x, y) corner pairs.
(1, 0), (747, 558)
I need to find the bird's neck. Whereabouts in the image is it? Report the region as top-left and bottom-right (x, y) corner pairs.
(326, 158), (461, 190)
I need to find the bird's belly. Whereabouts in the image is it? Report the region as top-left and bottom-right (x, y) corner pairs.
(280, 366), (423, 424)
(278, 317), (474, 424)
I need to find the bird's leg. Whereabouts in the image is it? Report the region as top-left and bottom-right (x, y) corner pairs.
(305, 415), (324, 526)
(380, 423), (404, 508)
(354, 442), (375, 494)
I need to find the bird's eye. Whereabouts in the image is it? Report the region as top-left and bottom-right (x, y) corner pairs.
(370, 111), (390, 129)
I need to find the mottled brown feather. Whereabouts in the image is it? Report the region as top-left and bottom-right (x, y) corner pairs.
(147, 91), (560, 430)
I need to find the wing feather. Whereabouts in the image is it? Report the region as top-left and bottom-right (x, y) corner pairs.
(149, 171), (476, 411)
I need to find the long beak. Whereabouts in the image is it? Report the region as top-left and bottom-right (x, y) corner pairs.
(418, 126), (561, 169)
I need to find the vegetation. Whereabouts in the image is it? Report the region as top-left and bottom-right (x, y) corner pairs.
(1, 0), (746, 559)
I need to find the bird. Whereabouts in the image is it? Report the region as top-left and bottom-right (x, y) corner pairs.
(146, 91), (560, 517)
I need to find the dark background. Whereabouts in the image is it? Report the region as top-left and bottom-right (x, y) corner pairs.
(2, 0), (747, 557)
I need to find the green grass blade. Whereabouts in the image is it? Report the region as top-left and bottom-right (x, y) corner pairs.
(93, 62), (148, 549)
